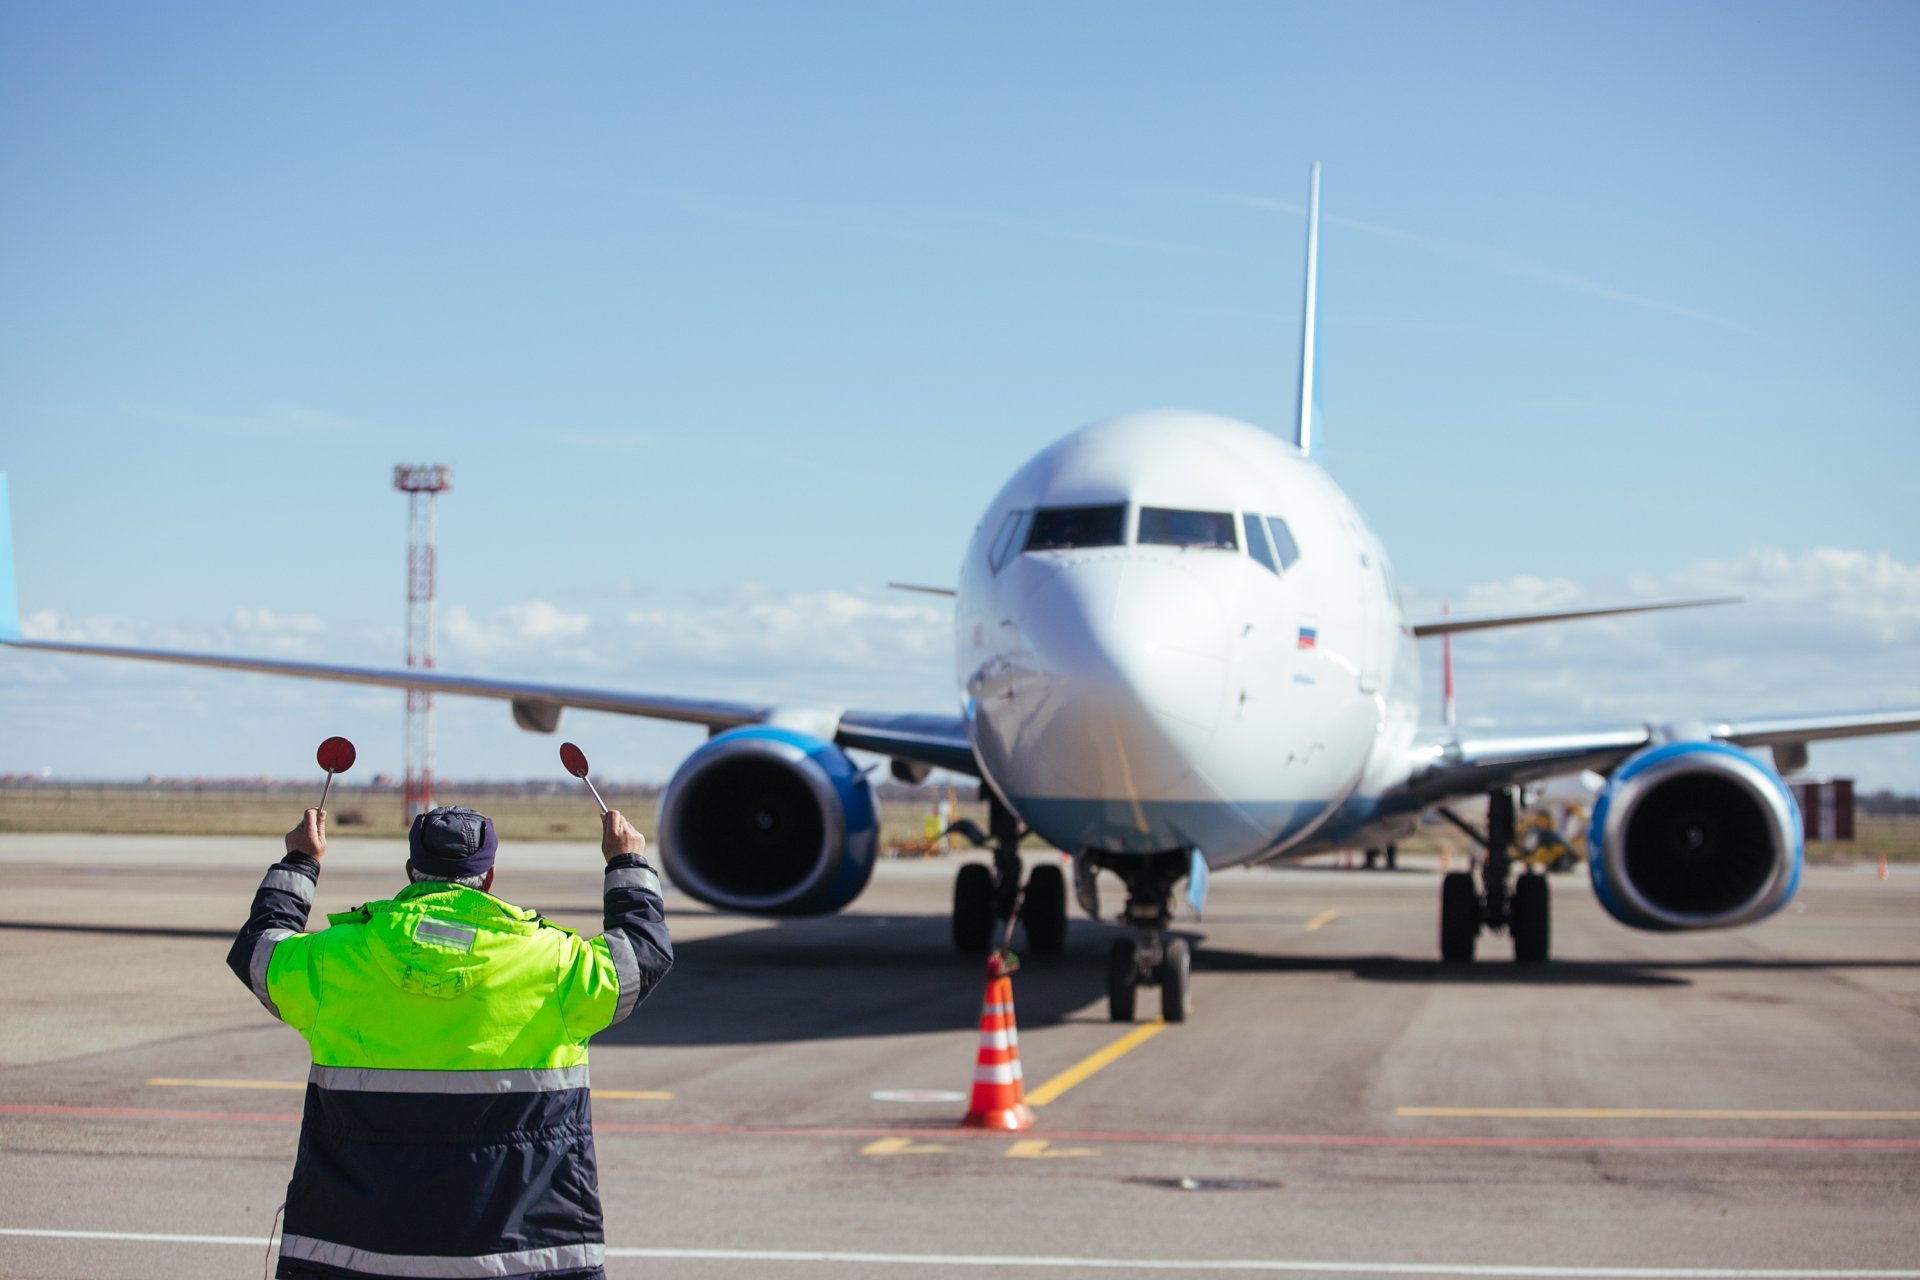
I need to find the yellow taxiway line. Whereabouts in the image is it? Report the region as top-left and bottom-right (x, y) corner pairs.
(1304, 909), (1343, 932)
(1024, 1021), (1166, 1108)
(147, 1077), (671, 1100)
(1397, 1106), (1920, 1121)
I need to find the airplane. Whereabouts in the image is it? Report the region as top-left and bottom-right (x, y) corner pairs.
(5, 164), (1918, 1025)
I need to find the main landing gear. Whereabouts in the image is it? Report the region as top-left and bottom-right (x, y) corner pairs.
(951, 796), (1068, 956)
(1097, 849), (1191, 1024)
(1438, 786), (1551, 965)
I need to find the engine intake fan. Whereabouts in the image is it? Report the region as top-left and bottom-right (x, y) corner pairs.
(659, 726), (878, 916)
(1588, 741), (1802, 931)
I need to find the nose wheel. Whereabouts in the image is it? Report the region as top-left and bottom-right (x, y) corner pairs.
(1106, 933), (1191, 1023)
(1098, 848), (1194, 1022)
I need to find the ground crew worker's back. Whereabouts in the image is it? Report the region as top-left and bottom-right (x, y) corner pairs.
(229, 847), (672, 1280)
(272, 885), (620, 1068)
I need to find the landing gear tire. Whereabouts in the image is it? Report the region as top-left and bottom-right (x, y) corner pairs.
(952, 864), (994, 953)
(1106, 939), (1137, 1023)
(1023, 863), (1068, 955)
(1440, 871), (1479, 963)
(1512, 873), (1550, 964)
(1158, 937), (1191, 1023)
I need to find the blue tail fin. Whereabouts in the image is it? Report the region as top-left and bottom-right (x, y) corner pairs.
(0, 474), (20, 643)
(1293, 162), (1322, 456)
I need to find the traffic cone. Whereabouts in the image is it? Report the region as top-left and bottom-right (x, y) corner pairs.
(961, 953), (1035, 1131)
(1878, 853), (1889, 882)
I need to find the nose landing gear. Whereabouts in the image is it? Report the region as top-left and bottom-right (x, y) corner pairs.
(1100, 849), (1193, 1023)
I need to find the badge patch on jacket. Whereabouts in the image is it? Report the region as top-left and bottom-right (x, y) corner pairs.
(414, 917), (478, 952)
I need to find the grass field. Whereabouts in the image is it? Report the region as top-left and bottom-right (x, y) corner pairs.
(0, 783), (992, 854)
(1, 784), (1913, 863)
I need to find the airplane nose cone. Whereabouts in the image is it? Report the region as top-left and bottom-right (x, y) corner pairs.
(990, 556), (1230, 797)
(1067, 559), (1230, 731)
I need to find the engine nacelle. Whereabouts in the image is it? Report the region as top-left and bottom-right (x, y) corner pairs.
(1588, 741), (1802, 931)
(512, 698), (564, 734)
(659, 726), (878, 916)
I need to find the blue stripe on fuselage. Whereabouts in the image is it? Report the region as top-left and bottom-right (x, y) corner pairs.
(1009, 795), (1327, 863)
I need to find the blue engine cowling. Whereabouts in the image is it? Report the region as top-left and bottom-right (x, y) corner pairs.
(658, 726), (878, 916)
(1588, 741), (1802, 931)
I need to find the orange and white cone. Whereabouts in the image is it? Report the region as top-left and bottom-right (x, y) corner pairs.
(1879, 853), (1890, 882)
(961, 953), (1035, 1131)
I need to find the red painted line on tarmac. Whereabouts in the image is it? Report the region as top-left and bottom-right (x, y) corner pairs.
(6, 1105), (1916, 1151)
(0, 1104), (301, 1123)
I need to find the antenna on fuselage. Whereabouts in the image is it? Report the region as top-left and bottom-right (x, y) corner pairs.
(1293, 162), (1322, 457)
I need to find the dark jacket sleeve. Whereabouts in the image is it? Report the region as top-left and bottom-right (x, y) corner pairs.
(598, 853), (673, 1026)
(225, 851), (320, 1018)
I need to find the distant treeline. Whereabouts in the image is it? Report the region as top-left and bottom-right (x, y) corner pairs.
(1859, 789), (1920, 815)
(3, 775), (1909, 811)
(0, 776), (976, 801)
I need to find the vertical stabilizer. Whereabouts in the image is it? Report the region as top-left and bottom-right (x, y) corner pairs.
(1293, 162), (1322, 455)
(0, 474), (20, 643)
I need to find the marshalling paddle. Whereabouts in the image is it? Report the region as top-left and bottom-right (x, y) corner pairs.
(315, 736), (356, 811)
(559, 741), (608, 815)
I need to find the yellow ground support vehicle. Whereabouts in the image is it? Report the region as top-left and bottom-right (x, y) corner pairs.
(1517, 804), (1586, 872)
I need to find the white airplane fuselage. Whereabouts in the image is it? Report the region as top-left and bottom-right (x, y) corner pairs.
(956, 409), (1422, 870)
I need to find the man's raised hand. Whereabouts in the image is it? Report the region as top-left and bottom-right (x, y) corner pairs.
(601, 809), (648, 863)
(286, 808), (327, 862)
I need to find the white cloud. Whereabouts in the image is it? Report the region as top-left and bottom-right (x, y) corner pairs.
(20, 609), (139, 645)
(231, 608), (327, 635)
(441, 602), (593, 656)
(505, 602), (592, 641)
(622, 588), (947, 667)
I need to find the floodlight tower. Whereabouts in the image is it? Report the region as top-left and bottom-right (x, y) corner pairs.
(394, 464), (452, 819)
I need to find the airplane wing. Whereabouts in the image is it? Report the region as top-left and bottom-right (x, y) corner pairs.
(4, 636), (773, 730)
(834, 711), (979, 775)
(7, 640), (983, 771)
(0, 475), (980, 776)
(1401, 707), (1920, 807)
(3, 636), (982, 775)
(1406, 596), (1740, 637)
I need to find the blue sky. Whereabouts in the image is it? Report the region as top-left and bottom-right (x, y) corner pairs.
(3, 2), (1917, 788)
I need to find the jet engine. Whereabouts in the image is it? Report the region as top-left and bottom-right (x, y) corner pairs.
(1587, 741), (1801, 931)
(659, 726), (878, 916)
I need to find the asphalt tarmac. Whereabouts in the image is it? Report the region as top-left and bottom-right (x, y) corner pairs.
(1, 833), (1916, 1279)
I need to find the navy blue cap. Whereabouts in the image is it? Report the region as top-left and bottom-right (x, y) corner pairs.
(408, 807), (498, 878)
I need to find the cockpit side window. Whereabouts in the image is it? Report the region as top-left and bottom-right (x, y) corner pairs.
(1138, 507), (1237, 550)
(988, 509), (1032, 572)
(1266, 516), (1301, 570)
(1024, 504), (1126, 552)
(1244, 512), (1279, 574)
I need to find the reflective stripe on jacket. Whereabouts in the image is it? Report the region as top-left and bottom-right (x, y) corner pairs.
(228, 852), (672, 1280)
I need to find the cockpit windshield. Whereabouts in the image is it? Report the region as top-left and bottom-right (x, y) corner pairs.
(1138, 507), (1237, 550)
(1024, 505), (1127, 551)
